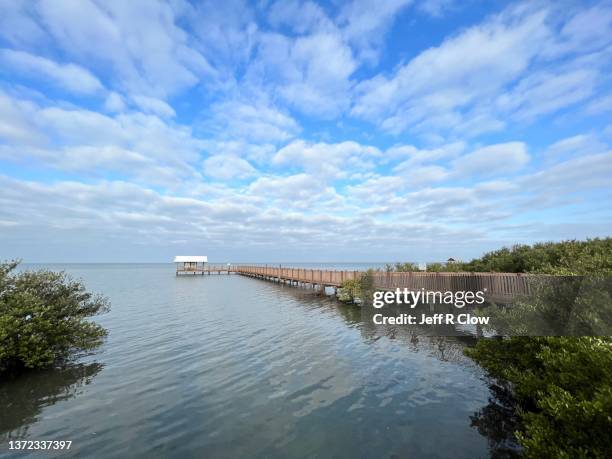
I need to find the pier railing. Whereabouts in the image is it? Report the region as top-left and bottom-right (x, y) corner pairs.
(233, 265), (534, 303)
(234, 265), (361, 285)
(176, 263), (233, 274)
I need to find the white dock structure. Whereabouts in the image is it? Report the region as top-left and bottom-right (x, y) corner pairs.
(174, 256), (208, 275)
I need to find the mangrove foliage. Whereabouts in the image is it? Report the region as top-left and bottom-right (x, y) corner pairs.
(0, 261), (109, 377)
(463, 239), (612, 458)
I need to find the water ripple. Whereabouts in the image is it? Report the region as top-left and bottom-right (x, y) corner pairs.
(1, 265), (491, 459)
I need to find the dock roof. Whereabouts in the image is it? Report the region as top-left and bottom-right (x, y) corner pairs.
(173, 256), (208, 263)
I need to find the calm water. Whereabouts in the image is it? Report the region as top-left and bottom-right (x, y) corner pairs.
(1, 264), (498, 458)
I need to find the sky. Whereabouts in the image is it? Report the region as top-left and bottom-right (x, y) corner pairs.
(0, 0), (611, 263)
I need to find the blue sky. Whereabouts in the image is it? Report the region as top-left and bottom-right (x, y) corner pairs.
(0, 0), (611, 262)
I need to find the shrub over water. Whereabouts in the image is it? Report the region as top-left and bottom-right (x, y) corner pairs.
(461, 238), (612, 458)
(338, 270), (375, 304)
(466, 337), (612, 458)
(462, 238), (612, 274)
(387, 238), (612, 274)
(0, 261), (109, 376)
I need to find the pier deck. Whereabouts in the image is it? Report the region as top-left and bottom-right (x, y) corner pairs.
(176, 264), (533, 303)
(176, 265), (233, 275)
(232, 265), (534, 303)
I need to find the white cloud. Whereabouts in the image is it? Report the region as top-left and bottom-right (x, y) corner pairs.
(416, 0), (456, 17)
(273, 140), (381, 179)
(350, 2), (612, 137)
(0, 0), (216, 99)
(544, 134), (607, 162)
(387, 141), (465, 165)
(1, 1), (611, 261)
(585, 94), (612, 115)
(522, 151), (612, 194)
(0, 90), (203, 186)
(497, 69), (597, 121)
(203, 155), (257, 180)
(250, 0), (414, 117)
(346, 175), (406, 203)
(352, 5), (549, 134)
(397, 165), (450, 186)
(267, 0), (333, 34)
(544, 4), (612, 58)
(0, 48), (104, 94)
(0, 176), (257, 240)
(388, 141), (528, 185)
(51, 145), (186, 185)
(251, 31), (357, 117)
(1, 141), (610, 261)
(208, 99), (299, 143)
(203, 140), (276, 165)
(131, 95), (176, 118)
(0, 1), (46, 46)
(452, 142), (529, 178)
(0, 91), (45, 144)
(104, 92), (126, 112)
(182, 0), (256, 73)
(249, 173), (343, 209)
(338, 0), (412, 64)
(250, 173), (318, 198)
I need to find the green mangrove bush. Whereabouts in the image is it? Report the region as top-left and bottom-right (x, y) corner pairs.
(479, 276), (612, 337)
(466, 337), (612, 458)
(463, 238), (612, 458)
(338, 270), (375, 304)
(0, 261), (109, 376)
(388, 238), (612, 274)
(385, 262), (419, 272)
(462, 238), (612, 274)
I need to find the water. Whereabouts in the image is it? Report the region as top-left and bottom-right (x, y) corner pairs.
(1, 264), (497, 458)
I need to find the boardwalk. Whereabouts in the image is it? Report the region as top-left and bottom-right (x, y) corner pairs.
(233, 265), (534, 303)
(176, 264), (232, 275)
(176, 264), (533, 303)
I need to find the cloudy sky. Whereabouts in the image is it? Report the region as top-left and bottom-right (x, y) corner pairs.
(0, 0), (611, 263)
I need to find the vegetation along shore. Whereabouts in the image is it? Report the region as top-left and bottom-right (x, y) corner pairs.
(341, 238), (612, 458)
(2, 238), (611, 457)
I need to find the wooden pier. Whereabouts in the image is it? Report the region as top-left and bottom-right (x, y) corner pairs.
(232, 266), (534, 303)
(176, 264), (234, 275)
(175, 261), (534, 303)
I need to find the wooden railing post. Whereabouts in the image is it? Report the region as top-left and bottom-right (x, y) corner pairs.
(231, 266), (532, 303)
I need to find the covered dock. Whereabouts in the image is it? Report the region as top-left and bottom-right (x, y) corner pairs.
(174, 256), (208, 275)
